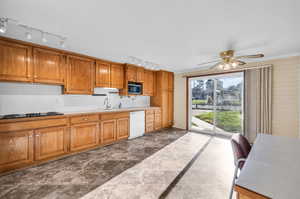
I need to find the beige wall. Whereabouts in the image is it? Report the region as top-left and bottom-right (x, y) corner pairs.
(173, 56), (300, 138)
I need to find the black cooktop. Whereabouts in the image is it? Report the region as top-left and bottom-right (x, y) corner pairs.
(0, 112), (64, 120)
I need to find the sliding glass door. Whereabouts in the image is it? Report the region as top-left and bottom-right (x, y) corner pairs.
(188, 72), (244, 137)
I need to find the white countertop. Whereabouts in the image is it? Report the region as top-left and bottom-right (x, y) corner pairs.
(60, 106), (159, 115)
(236, 134), (300, 198)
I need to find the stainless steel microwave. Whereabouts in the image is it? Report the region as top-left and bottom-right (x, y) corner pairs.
(128, 82), (142, 95)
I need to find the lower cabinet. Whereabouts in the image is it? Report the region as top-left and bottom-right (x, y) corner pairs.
(146, 108), (161, 133)
(154, 109), (162, 130)
(117, 118), (129, 140)
(34, 126), (68, 161)
(0, 130), (34, 172)
(101, 119), (117, 145)
(70, 122), (99, 152)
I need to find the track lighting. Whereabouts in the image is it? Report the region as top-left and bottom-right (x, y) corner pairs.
(0, 18), (8, 34)
(25, 28), (32, 40)
(41, 32), (47, 43)
(127, 56), (161, 70)
(59, 38), (66, 48)
(1, 16), (67, 47)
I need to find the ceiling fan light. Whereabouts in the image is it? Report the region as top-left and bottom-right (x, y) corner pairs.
(232, 62), (238, 67)
(224, 63), (230, 70)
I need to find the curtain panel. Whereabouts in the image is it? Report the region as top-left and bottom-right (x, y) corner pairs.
(245, 66), (272, 142)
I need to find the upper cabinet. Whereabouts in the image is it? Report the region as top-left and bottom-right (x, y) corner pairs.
(168, 72), (174, 91)
(65, 55), (94, 94)
(95, 61), (111, 87)
(125, 64), (144, 83)
(0, 39), (33, 82)
(111, 63), (124, 89)
(136, 67), (144, 82)
(126, 65), (137, 82)
(143, 70), (154, 96)
(33, 48), (65, 85)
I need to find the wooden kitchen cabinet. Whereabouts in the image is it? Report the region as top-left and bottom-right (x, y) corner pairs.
(95, 61), (111, 87)
(0, 130), (34, 172)
(101, 119), (117, 144)
(70, 122), (99, 152)
(143, 70), (154, 96)
(126, 65), (137, 82)
(65, 55), (94, 94)
(168, 91), (174, 126)
(111, 63), (124, 89)
(0, 39), (33, 82)
(150, 71), (174, 128)
(154, 109), (162, 130)
(33, 48), (65, 85)
(136, 67), (144, 82)
(116, 118), (129, 140)
(34, 126), (68, 160)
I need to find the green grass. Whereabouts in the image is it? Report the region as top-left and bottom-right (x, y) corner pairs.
(195, 111), (242, 132)
(192, 99), (207, 105)
(192, 122), (198, 127)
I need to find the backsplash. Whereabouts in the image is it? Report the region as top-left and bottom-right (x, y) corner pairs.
(0, 82), (150, 115)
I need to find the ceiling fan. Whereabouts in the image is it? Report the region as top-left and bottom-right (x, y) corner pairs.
(198, 50), (264, 70)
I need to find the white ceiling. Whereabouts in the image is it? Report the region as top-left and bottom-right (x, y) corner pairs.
(1, 0), (300, 73)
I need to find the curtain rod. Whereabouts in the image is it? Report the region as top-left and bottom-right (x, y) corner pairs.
(181, 64), (272, 78)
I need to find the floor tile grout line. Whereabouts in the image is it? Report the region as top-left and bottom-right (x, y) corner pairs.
(159, 136), (214, 199)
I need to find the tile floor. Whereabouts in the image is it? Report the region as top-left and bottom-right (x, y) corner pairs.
(0, 128), (236, 199)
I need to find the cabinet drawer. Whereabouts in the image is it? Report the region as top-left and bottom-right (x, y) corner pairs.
(146, 109), (154, 114)
(0, 118), (68, 133)
(101, 112), (129, 120)
(146, 123), (154, 132)
(70, 114), (99, 124)
(154, 109), (161, 114)
(146, 114), (154, 122)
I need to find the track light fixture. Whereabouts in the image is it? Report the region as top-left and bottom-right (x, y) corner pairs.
(0, 18), (8, 33)
(0, 16), (67, 48)
(41, 32), (47, 43)
(127, 56), (161, 70)
(25, 27), (32, 40)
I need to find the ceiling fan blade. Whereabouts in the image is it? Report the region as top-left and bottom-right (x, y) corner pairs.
(236, 60), (246, 65)
(235, 54), (264, 59)
(197, 59), (220, 66)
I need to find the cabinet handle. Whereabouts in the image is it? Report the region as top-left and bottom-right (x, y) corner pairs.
(36, 134), (40, 137)
(83, 118), (88, 121)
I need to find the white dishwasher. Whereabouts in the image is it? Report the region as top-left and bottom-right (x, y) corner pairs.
(129, 111), (145, 139)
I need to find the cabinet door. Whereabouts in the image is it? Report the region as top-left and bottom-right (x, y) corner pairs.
(117, 118), (129, 140)
(148, 70), (154, 96)
(34, 126), (68, 161)
(0, 130), (34, 172)
(161, 91), (169, 127)
(0, 39), (33, 82)
(101, 119), (116, 144)
(145, 112), (155, 133)
(111, 64), (124, 89)
(136, 67), (144, 82)
(70, 122), (99, 152)
(65, 55), (94, 94)
(33, 48), (65, 85)
(143, 70), (154, 96)
(126, 65), (137, 82)
(168, 72), (174, 91)
(168, 91), (174, 127)
(154, 110), (162, 130)
(95, 61), (111, 87)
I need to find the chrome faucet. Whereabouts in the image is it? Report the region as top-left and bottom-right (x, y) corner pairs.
(103, 96), (112, 110)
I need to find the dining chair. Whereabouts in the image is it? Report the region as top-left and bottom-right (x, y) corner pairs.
(229, 134), (251, 199)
